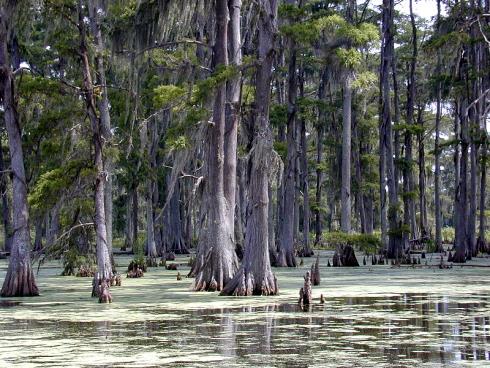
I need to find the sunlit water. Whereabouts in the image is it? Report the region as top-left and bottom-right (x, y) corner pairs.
(1, 252), (490, 367)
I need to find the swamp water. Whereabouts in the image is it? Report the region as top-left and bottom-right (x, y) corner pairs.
(0, 253), (490, 367)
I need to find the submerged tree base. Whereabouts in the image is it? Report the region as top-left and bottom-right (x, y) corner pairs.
(1, 263), (39, 297)
(220, 268), (278, 296)
(192, 246), (238, 292)
(277, 249), (297, 267)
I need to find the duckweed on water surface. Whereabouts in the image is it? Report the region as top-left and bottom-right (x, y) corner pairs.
(0, 252), (490, 367)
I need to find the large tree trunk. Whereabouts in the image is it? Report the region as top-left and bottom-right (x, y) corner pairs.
(434, 0), (443, 251)
(454, 96), (468, 263)
(163, 179), (188, 254)
(0, 135), (12, 252)
(224, 0), (241, 244)
(314, 69), (327, 244)
(0, 4), (39, 296)
(298, 72), (312, 257)
(417, 106), (428, 237)
(477, 140), (487, 252)
(341, 74), (352, 233)
(277, 0), (298, 267)
(381, 0), (401, 259)
(403, 0), (417, 244)
(221, 0), (278, 296)
(88, 0), (114, 267)
(192, 0), (238, 291)
(146, 180), (158, 260)
(78, 1), (112, 298)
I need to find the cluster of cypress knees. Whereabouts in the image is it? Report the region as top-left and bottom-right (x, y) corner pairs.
(297, 246), (457, 308)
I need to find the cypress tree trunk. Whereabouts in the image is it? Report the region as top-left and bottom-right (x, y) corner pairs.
(88, 0), (114, 267)
(224, 0), (241, 247)
(434, 0), (443, 251)
(341, 74), (352, 233)
(278, 0), (298, 267)
(381, 0), (401, 259)
(477, 140), (487, 251)
(78, 0), (112, 298)
(403, 0), (417, 243)
(163, 179), (188, 254)
(0, 136), (12, 252)
(454, 96), (468, 263)
(315, 69), (327, 244)
(193, 0), (238, 291)
(299, 72), (312, 256)
(0, 3), (39, 296)
(417, 106), (428, 237)
(146, 180), (158, 260)
(221, 0), (278, 296)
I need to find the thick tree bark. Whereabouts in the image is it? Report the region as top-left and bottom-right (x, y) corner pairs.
(221, 0), (278, 296)
(315, 68), (327, 244)
(278, 0), (298, 267)
(477, 141), (487, 252)
(0, 135), (11, 252)
(193, 0), (238, 291)
(434, 0), (443, 251)
(417, 106), (428, 237)
(163, 179), (188, 254)
(298, 73), (312, 257)
(224, 0), (241, 243)
(0, 4), (39, 296)
(78, 1), (112, 298)
(341, 74), (352, 233)
(403, 0), (417, 243)
(381, 0), (401, 259)
(146, 180), (158, 260)
(454, 97), (468, 263)
(88, 0), (114, 267)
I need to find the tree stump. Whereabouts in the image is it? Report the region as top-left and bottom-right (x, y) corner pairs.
(127, 265), (144, 278)
(339, 245), (359, 267)
(298, 271), (312, 306)
(98, 279), (112, 303)
(332, 252), (340, 267)
(166, 264), (178, 270)
(447, 251), (453, 262)
(310, 255), (320, 286)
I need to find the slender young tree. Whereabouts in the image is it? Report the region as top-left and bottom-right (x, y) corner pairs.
(78, 0), (112, 297)
(0, 1), (39, 297)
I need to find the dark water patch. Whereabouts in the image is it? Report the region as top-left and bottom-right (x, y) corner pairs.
(0, 300), (21, 307)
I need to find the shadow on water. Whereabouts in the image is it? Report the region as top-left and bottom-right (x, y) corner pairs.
(2, 293), (490, 366)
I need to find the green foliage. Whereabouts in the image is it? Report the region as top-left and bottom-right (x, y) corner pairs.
(270, 104), (288, 127)
(336, 48), (362, 68)
(192, 65), (238, 103)
(153, 85), (186, 108)
(273, 141), (287, 160)
(352, 71), (377, 90)
(29, 160), (94, 212)
(61, 248), (95, 276)
(319, 231), (382, 253)
(281, 22), (319, 44)
(316, 15), (379, 46)
(442, 227), (455, 244)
